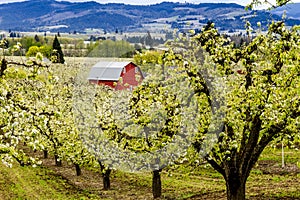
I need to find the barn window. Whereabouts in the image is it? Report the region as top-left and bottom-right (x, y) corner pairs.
(123, 67), (126, 73)
(135, 67), (139, 74)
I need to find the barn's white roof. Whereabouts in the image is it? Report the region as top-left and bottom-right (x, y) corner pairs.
(88, 61), (132, 81)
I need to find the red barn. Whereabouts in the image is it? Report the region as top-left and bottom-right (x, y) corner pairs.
(88, 61), (144, 90)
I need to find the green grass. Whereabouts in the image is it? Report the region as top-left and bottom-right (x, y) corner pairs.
(0, 147), (299, 200)
(0, 163), (99, 200)
(259, 146), (299, 164)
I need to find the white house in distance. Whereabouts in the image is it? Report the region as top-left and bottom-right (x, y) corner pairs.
(88, 61), (144, 90)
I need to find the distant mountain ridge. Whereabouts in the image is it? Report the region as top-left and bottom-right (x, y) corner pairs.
(272, 3), (300, 20)
(0, 0), (299, 33)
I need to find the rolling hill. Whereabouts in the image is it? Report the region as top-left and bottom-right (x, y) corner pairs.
(272, 2), (300, 20)
(0, 0), (299, 33)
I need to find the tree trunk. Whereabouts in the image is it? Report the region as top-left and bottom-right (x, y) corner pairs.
(102, 169), (111, 190)
(98, 161), (111, 190)
(75, 163), (81, 176)
(54, 154), (62, 167)
(43, 150), (48, 159)
(152, 170), (162, 199)
(0, 58), (7, 76)
(225, 174), (246, 200)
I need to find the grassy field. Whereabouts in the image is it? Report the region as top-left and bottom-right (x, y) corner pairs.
(0, 147), (299, 200)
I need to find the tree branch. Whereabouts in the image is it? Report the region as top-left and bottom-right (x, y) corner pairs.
(204, 156), (225, 177)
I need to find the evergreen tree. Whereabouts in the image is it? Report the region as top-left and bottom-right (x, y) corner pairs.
(52, 35), (64, 64)
(145, 31), (154, 47)
(34, 34), (40, 42)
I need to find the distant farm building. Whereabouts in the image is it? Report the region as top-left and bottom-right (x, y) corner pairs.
(88, 61), (144, 90)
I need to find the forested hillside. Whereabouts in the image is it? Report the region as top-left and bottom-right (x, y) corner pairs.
(0, 0), (300, 33)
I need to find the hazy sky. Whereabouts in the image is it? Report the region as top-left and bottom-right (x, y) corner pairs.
(0, 0), (299, 7)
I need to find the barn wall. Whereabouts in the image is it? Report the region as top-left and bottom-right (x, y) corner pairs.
(89, 80), (117, 88)
(115, 63), (143, 90)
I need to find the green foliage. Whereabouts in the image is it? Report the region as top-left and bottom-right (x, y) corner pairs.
(26, 46), (40, 57)
(87, 40), (134, 58)
(19, 36), (42, 51)
(133, 50), (163, 73)
(39, 45), (52, 59)
(26, 45), (52, 59)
